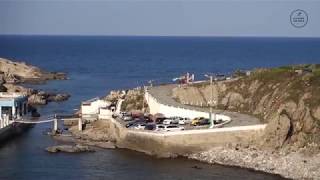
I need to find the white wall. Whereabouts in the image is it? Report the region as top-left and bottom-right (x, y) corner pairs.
(81, 99), (110, 115)
(98, 108), (113, 119)
(145, 91), (231, 121)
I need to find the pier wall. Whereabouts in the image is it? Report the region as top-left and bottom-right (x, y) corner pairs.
(103, 118), (266, 157)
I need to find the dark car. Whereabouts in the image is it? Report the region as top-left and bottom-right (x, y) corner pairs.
(199, 118), (210, 125)
(155, 117), (166, 124)
(144, 124), (156, 130)
(125, 119), (145, 128)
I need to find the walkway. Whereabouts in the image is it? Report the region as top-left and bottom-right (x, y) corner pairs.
(148, 84), (262, 127)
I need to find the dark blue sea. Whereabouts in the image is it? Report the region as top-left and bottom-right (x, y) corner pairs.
(0, 35), (319, 180)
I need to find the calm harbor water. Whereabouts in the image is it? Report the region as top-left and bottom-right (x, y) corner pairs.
(0, 35), (320, 179)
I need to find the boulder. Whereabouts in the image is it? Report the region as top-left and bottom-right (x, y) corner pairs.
(28, 94), (47, 105)
(47, 93), (71, 102)
(46, 144), (95, 153)
(263, 111), (291, 149)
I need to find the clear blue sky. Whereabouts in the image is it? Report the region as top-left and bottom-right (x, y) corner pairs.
(0, 0), (320, 37)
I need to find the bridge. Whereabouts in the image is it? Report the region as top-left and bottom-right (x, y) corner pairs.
(13, 114), (83, 131)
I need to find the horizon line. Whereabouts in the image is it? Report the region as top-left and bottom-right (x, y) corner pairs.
(0, 34), (320, 39)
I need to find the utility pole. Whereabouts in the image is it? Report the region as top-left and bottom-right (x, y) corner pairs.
(142, 85), (145, 112)
(205, 74), (215, 128)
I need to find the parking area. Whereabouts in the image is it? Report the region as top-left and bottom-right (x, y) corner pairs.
(115, 111), (231, 132)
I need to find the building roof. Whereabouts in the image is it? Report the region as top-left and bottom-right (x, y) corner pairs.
(0, 92), (27, 101)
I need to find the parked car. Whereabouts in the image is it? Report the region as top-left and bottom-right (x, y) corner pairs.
(125, 119), (145, 128)
(123, 115), (133, 121)
(191, 117), (210, 126)
(178, 117), (191, 125)
(155, 124), (166, 131)
(155, 117), (167, 124)
(164, 125), (185, 131)
(163, 119), (176, 125)
(144, 124), (156, 130)
(191, 117), (204, 126)
(133, 123), (146, 130)
(198, 118), (210, 125)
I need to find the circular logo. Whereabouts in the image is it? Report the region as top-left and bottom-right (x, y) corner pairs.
(290, 9), (308, 28)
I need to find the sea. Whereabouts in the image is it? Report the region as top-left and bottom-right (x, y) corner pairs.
(0, 35), (319, 180)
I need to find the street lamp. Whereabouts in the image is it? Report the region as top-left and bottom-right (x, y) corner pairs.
(204, 74), (216, 128)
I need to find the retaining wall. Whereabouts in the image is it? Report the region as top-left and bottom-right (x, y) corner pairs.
(145, 91), (230, 120)
(105, 118), (266, 157)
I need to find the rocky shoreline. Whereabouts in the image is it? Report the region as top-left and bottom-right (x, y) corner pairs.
(189, 145), (320, 180)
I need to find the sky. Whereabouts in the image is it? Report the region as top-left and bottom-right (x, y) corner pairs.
(0, 0), (320, 37)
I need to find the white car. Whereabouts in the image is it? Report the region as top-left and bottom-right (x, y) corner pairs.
(178, 118), (191, 125)
(163, 118), (179, 125)
(133, 124), (146, 130)
(123, 115), (132, 121)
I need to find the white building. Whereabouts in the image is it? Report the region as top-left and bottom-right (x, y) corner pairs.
(81, 97), (113, 120)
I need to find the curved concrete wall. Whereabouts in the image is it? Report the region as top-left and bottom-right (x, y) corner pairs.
(104, 118), (266, 157)
(145, 91), (231, 121)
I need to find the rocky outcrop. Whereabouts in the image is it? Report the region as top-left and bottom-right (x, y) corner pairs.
(263, 111), (291, 149)
(0, 57), (67, 82)
(173, 65), (320, 150)
(0, 57), (70, 106)
(46, 144), (95, 153)
(105, 87), (148, 112)
(28, 91), (70, 105)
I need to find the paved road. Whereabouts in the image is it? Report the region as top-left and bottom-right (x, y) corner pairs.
(148, 84), (262, 127)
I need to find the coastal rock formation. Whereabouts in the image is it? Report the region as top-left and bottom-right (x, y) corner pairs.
(263, 111), (291, 149)
(189, 145), (320, 180)
(46, 144), (95, 153)
(105, 87), (148, 112)
(0, 57), (70, 106)
(172, 65), (320, 150)
(0, 57), (67, 82)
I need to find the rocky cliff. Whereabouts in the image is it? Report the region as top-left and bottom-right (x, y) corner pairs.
(173, 65), (320, 151)
(105, 87), (148, 112)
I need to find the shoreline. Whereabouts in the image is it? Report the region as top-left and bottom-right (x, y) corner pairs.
(189, 146), (320, 180)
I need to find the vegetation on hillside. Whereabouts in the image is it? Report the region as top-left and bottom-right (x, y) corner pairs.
(174, 64), (320, 150)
